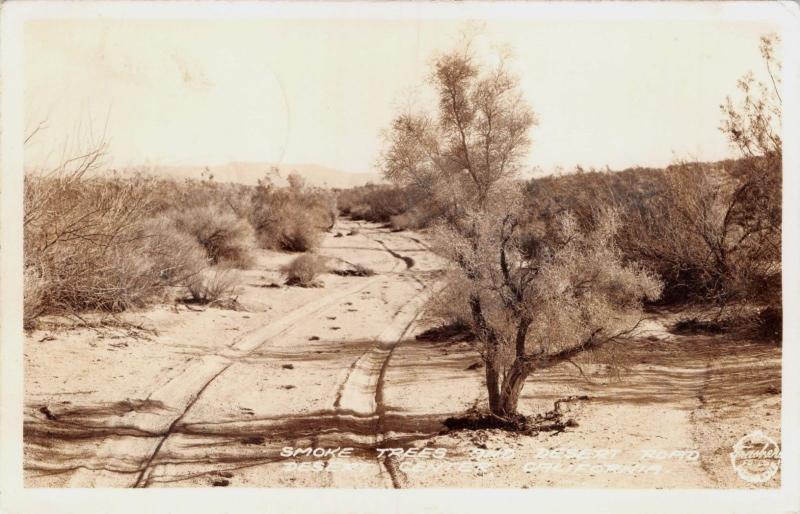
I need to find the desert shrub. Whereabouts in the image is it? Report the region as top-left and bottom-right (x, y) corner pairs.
(337, 177), (458, 231)
(520, 154), (780, 310)
(389, 212), (413, 231)
(279, 211), (323, 251)
(21, 170), (258, 326)
(23, 174), (170, 324)
(336, 185), (408, 222)
(185, 268), (241, 306)
(617, 161), (780, 305)
(520, 166), (665, 233)
(249, 177), (334, 252)
(27, 239), (169, 316)
(250, 201), (322, 251)
(139, 216), (208, 285)
(282, 254), (327, 287)
(171, 205), (255, 267)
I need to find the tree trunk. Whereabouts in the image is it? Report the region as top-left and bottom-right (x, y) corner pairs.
(485, 363), (502, 415)
(492, 318), (533, 418)
(494, 361), (532, 418)
(469, 292), (504, 414)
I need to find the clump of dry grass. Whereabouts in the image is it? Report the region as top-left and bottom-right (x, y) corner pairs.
(171, 205), (255, 267)
(185, 268), (242, 308)
(282, 254), (327, 287)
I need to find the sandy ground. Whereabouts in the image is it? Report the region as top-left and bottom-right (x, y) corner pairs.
(23, 219), (781, 489)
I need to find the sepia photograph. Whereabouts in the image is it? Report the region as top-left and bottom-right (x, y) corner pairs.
(1, 1), (798, 513)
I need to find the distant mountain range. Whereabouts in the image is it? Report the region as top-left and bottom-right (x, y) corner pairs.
(139, 162), (382, 189)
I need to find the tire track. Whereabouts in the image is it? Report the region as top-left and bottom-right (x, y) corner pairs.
(321, 226), (441, 487)
(330, 278), (445, 488)
(327, 288), (427, 487)
(375, 239), (415, 269)
(136, 226), (410, 487)
(61, 222), (436, 488)
(67, 224), (402, 487)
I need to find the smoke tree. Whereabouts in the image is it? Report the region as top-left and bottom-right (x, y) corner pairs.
(382, 43), (662, 418)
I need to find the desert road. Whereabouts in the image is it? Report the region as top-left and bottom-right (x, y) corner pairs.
(24, 220), (781, 488)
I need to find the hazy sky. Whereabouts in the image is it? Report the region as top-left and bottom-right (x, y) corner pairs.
(25, 17), (779, 174)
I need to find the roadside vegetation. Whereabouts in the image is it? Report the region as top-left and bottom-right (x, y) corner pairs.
(23, 156), (335, 328)
(250, 173), (337, 252)
(364, 34), (782, 420)
(338, 35), (781, 334)
(282, 253), (327, 287)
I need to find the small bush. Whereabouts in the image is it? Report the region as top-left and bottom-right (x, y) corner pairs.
(249, 179), (333, 252)
(171, 206), (255, 267)
(336, 185), (408, 223)
(280, 211), (322, 252)
(185, 268), (241, 306)
(282, 254), (327, 287)
(139, 216), (208, 285)
(31, 243), (169, 315)
(23, 174), (170, 323)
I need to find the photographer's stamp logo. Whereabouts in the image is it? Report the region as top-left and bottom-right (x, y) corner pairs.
(730, 431), (781, 483)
